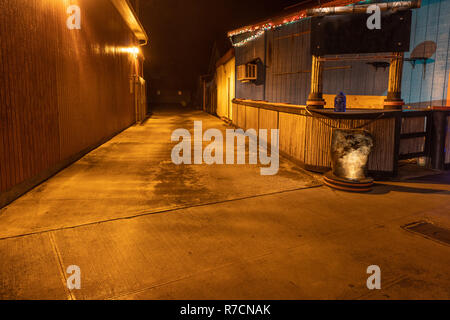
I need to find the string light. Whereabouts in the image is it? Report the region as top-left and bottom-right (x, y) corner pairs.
(228, 0), (362, 47)
(229, 13), (306, 47)
(233, 30), (265, 47)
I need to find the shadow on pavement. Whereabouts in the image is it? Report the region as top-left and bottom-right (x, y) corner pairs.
(370, 183), (450, 195)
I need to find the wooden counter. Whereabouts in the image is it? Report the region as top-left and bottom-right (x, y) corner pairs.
(232, 99), (440, 177)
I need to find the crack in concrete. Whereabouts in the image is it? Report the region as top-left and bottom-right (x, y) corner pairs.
(0, 184), (323, 241)
(48, 232), (76, 300)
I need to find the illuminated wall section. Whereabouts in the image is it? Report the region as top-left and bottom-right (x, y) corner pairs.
(216, 57), (236, 120)
(0, 0), (146, 207)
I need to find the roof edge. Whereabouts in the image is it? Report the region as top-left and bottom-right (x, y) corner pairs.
(110, 0), (149, 45)
(227, 0), (361, 37)
(216, 48), (235, 68)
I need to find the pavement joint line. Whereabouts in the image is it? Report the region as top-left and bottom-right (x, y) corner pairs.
(105, 250), (278, 300)
(105, 221), (418, 300)
(56, 207), (449, 300)
(354, 274), (410, 300)
(108, 235), (411, 300)
(48, 232), (76, 300)
(0, 184), (323, 241)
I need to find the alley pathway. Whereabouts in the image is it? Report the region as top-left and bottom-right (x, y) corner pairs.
(0, 106), (449, 300)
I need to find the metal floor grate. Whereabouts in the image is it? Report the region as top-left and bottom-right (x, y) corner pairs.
(403, 221), (450, 246)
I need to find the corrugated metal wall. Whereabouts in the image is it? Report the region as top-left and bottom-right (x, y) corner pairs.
(236, 0), (450, 108)
(0, 0), (138, 203)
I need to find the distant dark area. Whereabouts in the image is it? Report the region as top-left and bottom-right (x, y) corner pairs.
(132, 0), (303, 92)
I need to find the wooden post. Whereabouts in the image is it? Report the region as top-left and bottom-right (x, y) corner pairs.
(307, 55), (326, 109)
(384, 52), (404, 110)
(430, 111), (447, 170)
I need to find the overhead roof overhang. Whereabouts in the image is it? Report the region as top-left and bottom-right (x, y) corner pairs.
(110, 0), (149, 46)
(215, 48), (235, 68)
(227, 0), (360, 39)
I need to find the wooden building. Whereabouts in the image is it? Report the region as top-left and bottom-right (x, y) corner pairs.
(200, 48), (236, 120)
(215, 49), (236, 120)
(228, 0), (450, 176)
(0, 0), (148, 208)
(199, 40), (235, 117)
(231, 0), (450, 108)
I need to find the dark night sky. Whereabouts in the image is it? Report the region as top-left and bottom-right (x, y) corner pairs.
(135, 0), (304, 91)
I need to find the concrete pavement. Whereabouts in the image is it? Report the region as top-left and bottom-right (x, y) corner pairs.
(0, 106), (449, 300)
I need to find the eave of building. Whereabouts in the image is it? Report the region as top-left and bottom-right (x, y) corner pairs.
(216, 48), (235, 68)
(110, 0), (149, 45)
(227, 0), (362, 38)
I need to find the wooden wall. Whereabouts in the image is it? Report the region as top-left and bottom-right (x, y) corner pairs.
(0, 0), (139, 207)
(232, 101), (398, 175)
(399, 115), (428, 156)
(216, 57), (235, 119)
(235, 0), (450, 108)
(235, 18), (390, 106)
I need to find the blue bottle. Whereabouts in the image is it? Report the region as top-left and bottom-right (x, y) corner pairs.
(334, 92), (346, 112)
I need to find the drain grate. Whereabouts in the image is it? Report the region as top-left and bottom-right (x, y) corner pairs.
(403, 221), (450, 245)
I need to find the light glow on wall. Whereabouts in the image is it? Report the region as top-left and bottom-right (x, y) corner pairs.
(103, 46), (140, 58)
(120, 46), (140, 58)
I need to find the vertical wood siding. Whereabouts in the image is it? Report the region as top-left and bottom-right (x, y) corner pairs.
(279, 113), (307, 162)
(232, 102), (397, 173)
(399, 115), (427, 156)
(0, 0), (138, 200)
(237, 105), (247, 129)
(216, 57), (235, 119)
(245, 106), (259, 131)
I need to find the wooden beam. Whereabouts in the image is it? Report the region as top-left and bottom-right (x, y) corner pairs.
(110, 0), (148, 45)
(384, 52), (405, 110)
(307, 55), (326, 109)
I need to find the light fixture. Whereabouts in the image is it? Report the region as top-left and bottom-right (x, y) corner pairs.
(119, 46), (140, 57)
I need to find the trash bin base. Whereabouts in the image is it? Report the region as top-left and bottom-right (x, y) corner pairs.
(323, 171), (374, 193)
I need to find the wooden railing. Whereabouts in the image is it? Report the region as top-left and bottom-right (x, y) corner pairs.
(398, 110), (432, 160)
